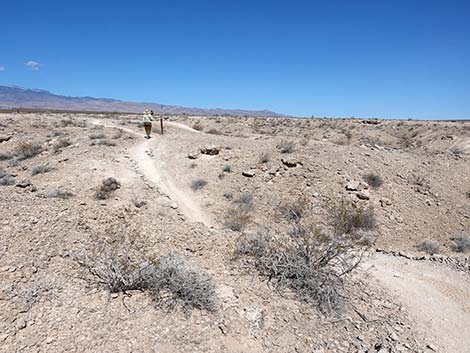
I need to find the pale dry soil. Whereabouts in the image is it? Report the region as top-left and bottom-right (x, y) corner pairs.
(0, 112), (469, 352)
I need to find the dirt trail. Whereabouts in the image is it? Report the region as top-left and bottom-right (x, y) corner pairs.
(367, 254), (470, 353)
(92, 119), (212, 226)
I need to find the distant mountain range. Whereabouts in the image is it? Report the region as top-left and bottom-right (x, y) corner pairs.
(0, 85), (286, 117)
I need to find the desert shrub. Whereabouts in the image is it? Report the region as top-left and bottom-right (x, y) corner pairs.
(53, 138), (71, 152)
(466, 191), (470, 199)
(416, 240), (440, 255)
(192, 122), (203, 131)
(277, 140), (296, 154)
(47, 131), (64, 138)
(235, 193), (254, 208)
(207, 128), (222, 135)
(46, 189), (73, 199)
(363, 173), (384, 188)
(237, 230), (270, 258)
(90, 139), (116, 147)
(450, 147), (464, 158)
(16, 141), (43, 160)
(278, 197), (308, 222)
(112, 129), (123, 139)
(190, 179), (207, 191)
(90, 252), (217, 314)
(0, 151), (12, 160)
(95, 177), (120, 200)
(451, 235), (470, 253)
(259, 152), (270, 164)
(89, 132), (106, 140)
(189, 163), (197, 169)
(224, 205), (252, 231)
(31, 164), (51, 176)
(222, 165), (232, 173)
(60, 118), (87, 128)
(0, 168), (15, 186)
(223, 192), (233, 200)
(237, 223), (370, 313)
(149, 253), (217, 313)
(329, 198), (376, 236)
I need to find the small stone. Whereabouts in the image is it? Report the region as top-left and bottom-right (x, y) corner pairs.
(346, 181), (360, 191)
(427, 344), (438, 351)
(16, 317), (27, 330)
(242, 170), (255, 178)
(356, 190), (370, 200)
(45, 337), (55, 344)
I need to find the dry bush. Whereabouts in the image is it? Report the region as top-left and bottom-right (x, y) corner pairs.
(46, 189), (73, 199)
(237, 222), (371, 313)
(225, 206), (252, 232)
(235, 193), (254, 208)
(150, 253), (217, 313)
(277, 140), (296, 154)
(0, 168), (15, 186)
(329, 198), (377, 236)
(451, 235), (470, 253)
(207, 128), (222, 135)
(466, 191), (470, 199)
(0, 151), (12, 160)
(192, 122), (203, 131)
(16, 141), (43, 160)
(363, 173), (384, 188)
(259, 152), (270, 164)
(223, 192), (233, 200)
(416, 239), (440, 255)
(60, 118), (87, 128)
(31, 164), (51, 176)
(190, 179), (207, 191)
(112, 129), (123, 139)
(90, 139), (116, 147)
(89, 132), (106, 140)
(53, 138), (71, 152)
(278, 197), (308, 222)
(95, 177), (120, 200)
(222, 165), (232, 173)
(89, 252), (217, 314)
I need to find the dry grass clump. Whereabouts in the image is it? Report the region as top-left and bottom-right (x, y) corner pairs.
(225, 194), (254, 231)
(16, 141), (43, 160)
(190, 178), (207, 191)
(207, 128), (222, 135)
(192, 122), (203, 131)
(95, 177), (121, 200)
(363, 173), (383, 188)
(59, 118), (87, 128)
(278, 197), (308, 222)
(277, 140), (296, 154)
(0, 168), (15, 186)
(259, 152), (270, 164)
(46, 189), (74, 199)
(53, 138), (71, 152)
(329, 198), (377, 236)
(451, 235), (470, 253)
(90, 252), (217, 314)
(416, 239), (440, 255)
(89, 132), (106, 140)
(31, 164), (51, 176)
(90, 139), (116, 147)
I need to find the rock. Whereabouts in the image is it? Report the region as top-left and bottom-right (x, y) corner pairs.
(16, 317), (27, 330)
(242, 170), (256, 178)
(200, 146), (221, 155)
(16, 180), (32, 188)
(0, 135), (12, 143)
(356, 190), (370, 200)
(281, 157), (301, 168)
(346, 181), (360, 191)
(187, 152), (198, 160)
(170, 203), (178, 210)
(427, 343), (438, 351)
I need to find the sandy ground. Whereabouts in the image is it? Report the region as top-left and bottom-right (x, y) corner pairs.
(1, 112), (469, 352)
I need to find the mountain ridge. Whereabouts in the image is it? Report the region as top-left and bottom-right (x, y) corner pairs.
(0, 85), (287, 117)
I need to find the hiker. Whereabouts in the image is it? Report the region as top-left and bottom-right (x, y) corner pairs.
(142, 109), (154, 139)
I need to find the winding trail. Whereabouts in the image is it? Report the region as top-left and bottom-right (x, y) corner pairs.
(93, 118), (470, 352)
(92, 119), (212, 226)
(367, 254), (470, 353)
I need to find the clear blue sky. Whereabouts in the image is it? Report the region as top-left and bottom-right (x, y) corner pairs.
(1, 0), (469, 119)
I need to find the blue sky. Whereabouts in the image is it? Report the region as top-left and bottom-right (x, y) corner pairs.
(1, 0), (469, 119)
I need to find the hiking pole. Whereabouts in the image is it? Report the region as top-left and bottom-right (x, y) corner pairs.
(160, 117), (164, 135)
